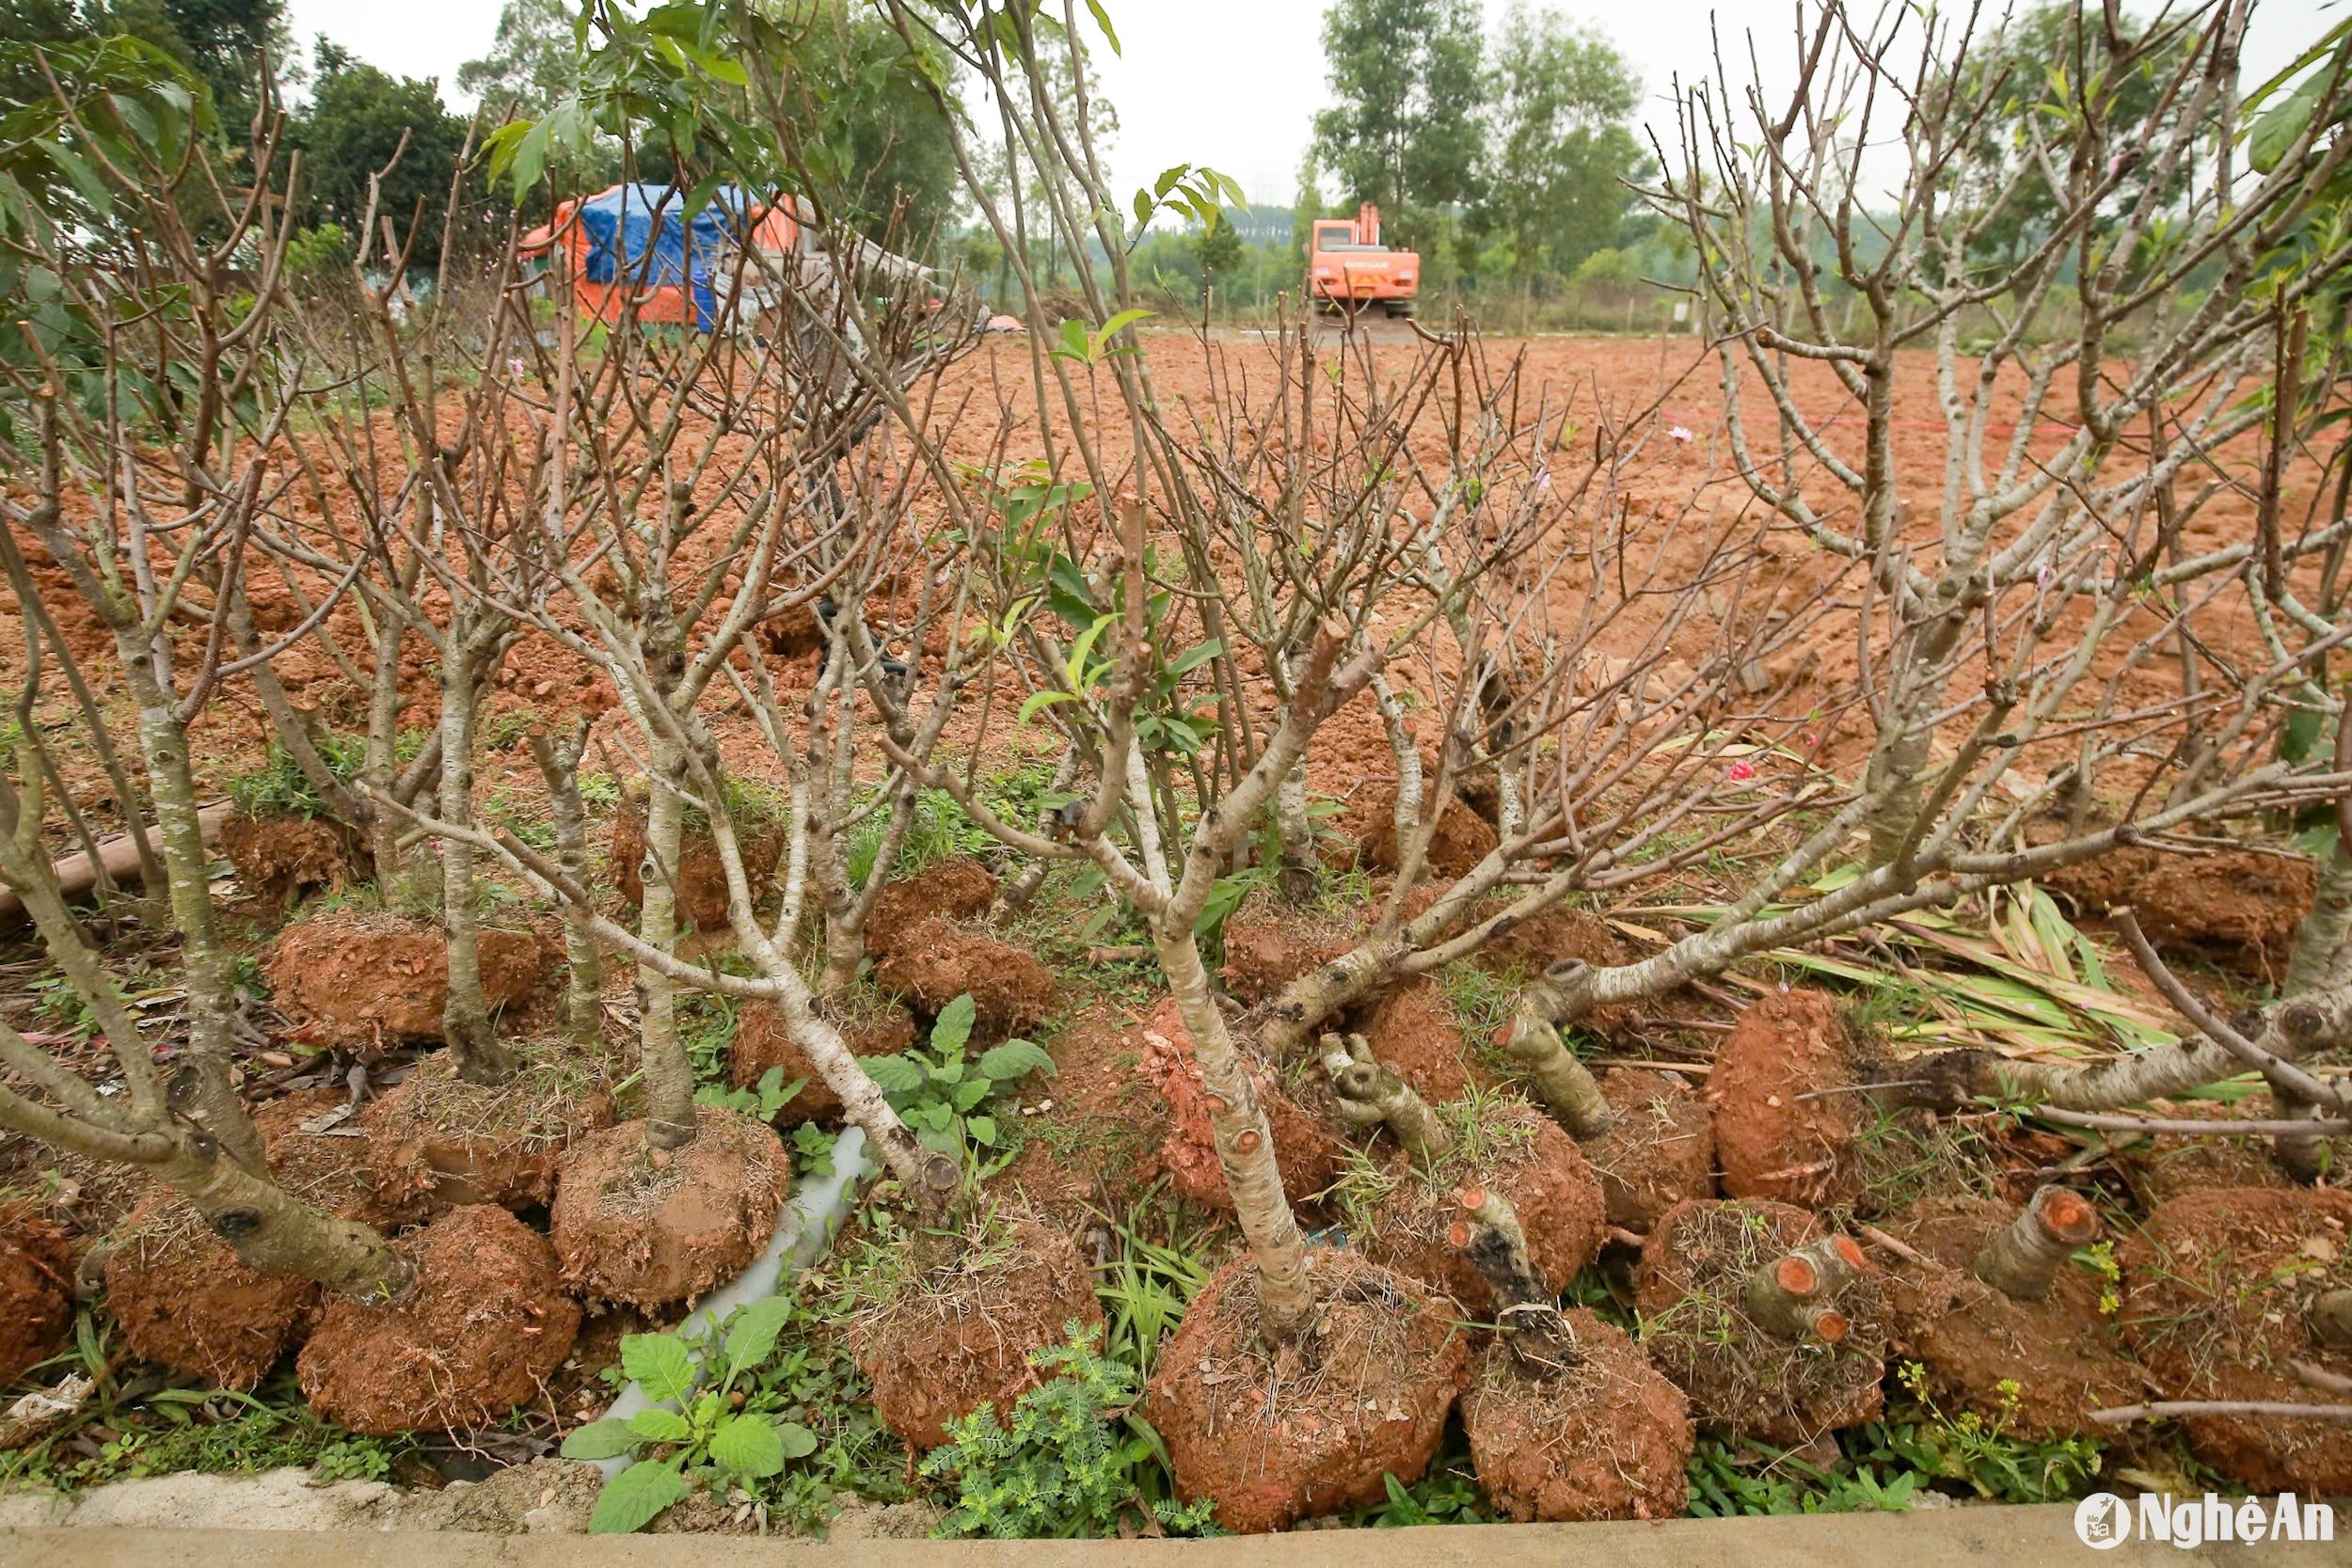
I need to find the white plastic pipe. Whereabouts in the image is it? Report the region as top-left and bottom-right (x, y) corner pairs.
(589, 1125), (875, 1477)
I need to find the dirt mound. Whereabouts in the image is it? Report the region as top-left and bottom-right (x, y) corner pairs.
(1583, 1069), (1715, 1231)
(1144, 1248), (1470, 1532)
(103, 1092), (394, 1388)
(1636, 1198), (1887, 1445)
(730, 992), (914, 1124)
(1460, 1310), (1692, 1521)
(549, 1109), (791, 1307)
(366, 1043), (615, 1214)
(1342, 782), (1499, 878)
(299, 1204), (580, 1435)
(1359, 979), (1484, 1102)
(1218, 892), (1359, 1005)
(1477, 905), (1627, 977)
(866, 860), (998, 958)
(221, 809), (368, 905)
(611, 789), (783, 933)
(1878, 1196), (2146, 1441)
(852, 1217), (1103, 1449)
(103, 1190), (321, 1388)
(2045, 847), (2313, 970)
(1359, 1105), (1605, 1317)
(2120, 1186), (2352, 1493)
(268, 911), (548, 1052)
(999, 1008), (1172, 1221)
(872, 917), (1056, 1037)
(0, 1201), (72, 1386)
(1135, 999), (1341, 1212)
(2119, 1124), (2296, 1207)
(1708, 989), (1875, 1210)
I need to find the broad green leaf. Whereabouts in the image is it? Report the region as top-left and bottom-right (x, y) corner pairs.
(1100, 307), (1154, 341)
(627, 1406), (692, 1443)
(979, 1039), (1057, 1081)
(966, 1114), (998, 1147)
(558, 1418), (639, 1461)
(588, 1458), (691, 1535)
(776, 1422), (818, 1460)
(708, 1413), (787, 1478)
(931, 992), (977, 1055)
(865, 1053), (927, 1094)
(1018, 689), (1078, 725)
(619, 1332), (697, 1405)
(952, 1076), (992, 1113)
(724, 1295), (793, 1375)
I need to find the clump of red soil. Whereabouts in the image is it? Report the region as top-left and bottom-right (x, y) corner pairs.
(1359, 978), (1484, 1102)
(999, 1008), (1173, 1222)
(1584, 1069), (1716, 1231)
(730, 992), (915, 1124)
(872, 916), (1056, 1037)
(852, 1216), (1104, 1449)
(366, 1043), (615, 1214)
(0, 1201), (72, 1386)
(1135, 998), (1341, 1212)
(1217, 891), (1359, 1006)
(220, 809), (368, 905)
(268, 911), (548, 1052)
(1476, 905), (1627, 978)
(865, 859), (998, 958)
(1636, 1198), (1888, 1445)
(549, 1108), (791, 1307)
(299, 1204), (580, 1435)
(104, 1092), (398, 1386)
(255, 1088), (415, 1229)
(1359, 1104), (1604, 1317)
(1144, 1248), (1470, 1533)
(2120, 1122), (2296, 1207)
(1878, 1196), (2146, 1440)
(610, 788), (783, 933)
(2120, 1186), (2352, 1494)
(2045, 847), (2313, 970)
(104, 1192), (321, 1388)
(1708, 989), (1877, 1210)
(1342, 782), (1501, 879)
(1461, 1310), (1692, 1521)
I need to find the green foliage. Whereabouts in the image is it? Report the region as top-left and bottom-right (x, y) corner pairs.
(292, 43), (472, 269)
(862, 994), (1053, 1173)
(1483, 5), (1647, 280)
(0, 1382), (411, 1493)
(696, 1064), (804, 1123)
(1313, 0), (1486, 245)
(848, 785), (993, 889)
(1089, 1195), (1216, 1380)
(226, 737), (360, 821)
(921, 1326), (1216, 1539)
(560, 1298), (823, 1534)
(1356, 1461), (1492, 1527)
(1857, 1366), (2104, 1505)
(1686, 1434), (1917, 1516)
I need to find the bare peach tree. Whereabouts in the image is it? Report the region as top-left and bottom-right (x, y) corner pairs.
(0, 46), (407, 1295)
(1490, 0), (2352, 1071)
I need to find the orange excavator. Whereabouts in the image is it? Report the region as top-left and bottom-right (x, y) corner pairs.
(1307, 202), (1419, 317)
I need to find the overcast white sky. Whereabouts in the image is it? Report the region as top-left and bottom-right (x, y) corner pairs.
(287, 0), (2342, 211)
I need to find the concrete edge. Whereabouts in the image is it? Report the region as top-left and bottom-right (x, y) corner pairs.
(0, 1502), (2321, 1567)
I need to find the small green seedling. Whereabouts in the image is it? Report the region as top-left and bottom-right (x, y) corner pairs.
(862, 993), (1054, 1170)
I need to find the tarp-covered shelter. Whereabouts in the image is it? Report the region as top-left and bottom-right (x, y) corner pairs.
(520, 182), (798, 330)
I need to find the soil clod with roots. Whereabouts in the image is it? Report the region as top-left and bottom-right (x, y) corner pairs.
(366, 1041), (616, 1214)
(730, 992), (914, 1125)
(1879, 1195), (2146, 1441)
(1708, 989), (1880, 1211)
(850, 1213), (1103, 1449)
(220, 808), (370, 905)
(1353, 1099), (1604, 1317)
(2120, 1186), (2352, 1494)
(1636, 1198), (1888, 1445)
(1136, 999), (1341, 1212)
(865, 859), (998, 958)
(0, 1200), (72, 1386)
(1218, 892), (1359, 1006)
(1584, 1068), (1716, 1231)
(548, 1108), (791, 1308)
(297, 1204), (580, 1435)
(267, 911), (548, 1052)
(1143, 1248), (1470, 1533)
(872, 917), (1056, 1037)
(1461, 1308), (1692, 1521)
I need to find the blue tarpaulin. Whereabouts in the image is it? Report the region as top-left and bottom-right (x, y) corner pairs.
(573, 183), (753, 331)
